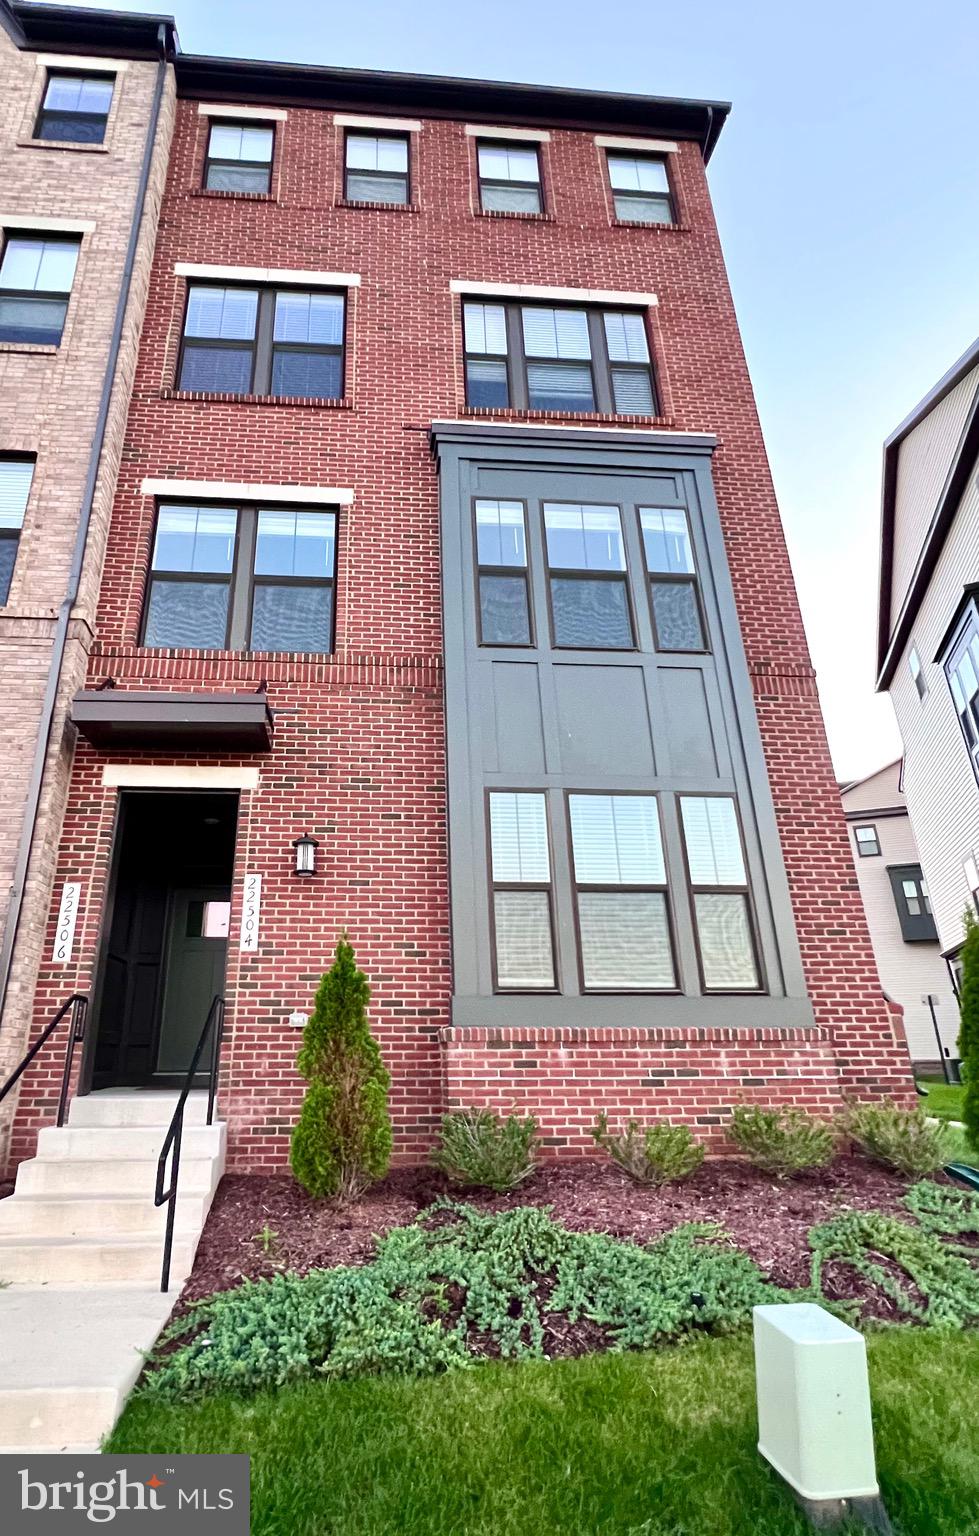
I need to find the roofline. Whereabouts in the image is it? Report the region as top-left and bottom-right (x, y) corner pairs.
(11, 0), (178, 57)
(839, 756), (903, 798)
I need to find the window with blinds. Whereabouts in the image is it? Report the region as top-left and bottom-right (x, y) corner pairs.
(680, 796), (761, 991)
(475, 499), (532, 645)
(640, 507), (708, 652)
(35, 72), (113, 144)
(488, 791), (555, 989)
(0, 234), (80, 346)
(204, 122), (274, 193)
(0, 457), (35, 605)
(606, 153), (674, 224)
(477, 141), (542, 214)
(178, 284), (345, 399)
(569, 794), (675, 990)
(345, 133), (409, 203)
(543, 503), (634, 649)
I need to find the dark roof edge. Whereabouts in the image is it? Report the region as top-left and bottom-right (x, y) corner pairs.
(0, 0), (28, 47)
(175, 53), (731, 158)
(11, 1), (178, 58)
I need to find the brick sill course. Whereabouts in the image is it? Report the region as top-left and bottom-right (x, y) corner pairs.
(190, 188), (276, 202)
(16, 138), (108, 154)
(460, 405), (675, 430)
(334, 198), (418, 214)
(160, 389), (353, 409)
(476, 208), (555, 224)
(611, 217), (690, 233)
(0, 341), (59, 356)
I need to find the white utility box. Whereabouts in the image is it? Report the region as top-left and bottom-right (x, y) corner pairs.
(753, 1303), (879, 1502)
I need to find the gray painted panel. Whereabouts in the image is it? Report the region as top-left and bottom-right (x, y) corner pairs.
(553, 664), (654, 776)
(490, 663), (546, 774)
(658, 668), (718, 779)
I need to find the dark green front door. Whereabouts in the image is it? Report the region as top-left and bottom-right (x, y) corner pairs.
(156, 888), (231, 1074)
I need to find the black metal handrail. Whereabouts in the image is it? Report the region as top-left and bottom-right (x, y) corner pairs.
(155, 993), (224, 1293)
(0, 993), (88, 1128)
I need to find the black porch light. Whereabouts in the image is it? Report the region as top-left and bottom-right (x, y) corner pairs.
(292, 832), (319, 877)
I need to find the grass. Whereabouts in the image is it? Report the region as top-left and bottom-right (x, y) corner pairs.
(917, 1076), (967, 1124)
(107, 1330), (979, 1536)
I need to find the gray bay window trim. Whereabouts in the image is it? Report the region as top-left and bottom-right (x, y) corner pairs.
(939, 592), (979, 786)
(432, 422), (811, 1032)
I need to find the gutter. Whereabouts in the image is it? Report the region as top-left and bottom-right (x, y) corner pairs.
(0, 23), (171, 1025)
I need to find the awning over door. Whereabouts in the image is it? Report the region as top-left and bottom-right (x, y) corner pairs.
(71, 690), (273, 751)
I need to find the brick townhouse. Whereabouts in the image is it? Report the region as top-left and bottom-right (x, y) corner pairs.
(0, 3), (915, 1180)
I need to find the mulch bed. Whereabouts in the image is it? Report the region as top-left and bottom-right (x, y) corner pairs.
(180, 1155), (915, 1307)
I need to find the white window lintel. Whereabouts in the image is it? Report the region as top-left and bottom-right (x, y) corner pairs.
(465, 124), (550, 143)
(103, 766), (260, 790)
(197, 102), (288, 122)
(334, 113), (421, 132)
(174, 262), (360, 288)
(451, 279), (658, 307)
(140, 478), (354, 506)
(0, 214), (94, 234)
(596, 135), (679, 154)
(35, 53), (129, 74)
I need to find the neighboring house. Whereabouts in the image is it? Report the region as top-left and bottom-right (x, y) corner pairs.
(0, 0), (176, 1159)
(841, 759), (958, 1071)
(876, 336), (979, 985)
(1, 2), (914, 1186)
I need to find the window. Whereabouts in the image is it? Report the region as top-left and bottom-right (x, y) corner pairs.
(477, 140), (542, 213)
(142, 502), (337, 654)
(943, 606), (979, 783)
(544, 502), (633, 649)
(680, 796), (761, 991)
(177, 285), (345, 398)
(854, 825), (881, 858)
(462, 301), (655, 416)
(909, 645), (927, 701)
(0, 458), (34, 605)
(640, 507), (707, 651)
(606, 152), (673, 224)
(887, 863), (938, 943)
(204, 122), (274, 193)
(569, 794), (675, 990)
(35, 72), (113, 144)
(475, 499), (531, 645)
(345, 133), (409, 203)
(0, 234), (79, 346)
(488, 792), (555, 989)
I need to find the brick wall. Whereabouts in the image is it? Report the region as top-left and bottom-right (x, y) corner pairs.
(4, 95), (913, 1175)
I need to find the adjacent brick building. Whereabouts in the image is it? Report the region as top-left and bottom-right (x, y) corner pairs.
(1, 6), (915, 1178)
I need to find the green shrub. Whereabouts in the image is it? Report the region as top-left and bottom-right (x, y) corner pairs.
(141, 1203), (789, 1399)
(958, 910), (979, 1146)
(844, 1100), (952, 1178)
(591, 1112), (704, 1186)
(809, 1208), (979, 1329)
(728, 1104), (837, 1178)
(290, 935), (392, 1202)
(432, 1107), (538, 1192)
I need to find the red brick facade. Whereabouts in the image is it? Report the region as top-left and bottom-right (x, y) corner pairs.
(5, 92), (914, 1175)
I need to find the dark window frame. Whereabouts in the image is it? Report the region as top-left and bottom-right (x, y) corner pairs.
(476, 138), (544, 215)
(462, 299), (657, 417)
(542, 499), (637, 652)
(0, 230), (80, 347)
(34, 69), (114, 144)
(909, 644), (928, 701)
(0, 454), (35, 607)
(605, 150), (675, 225)
(638, 505), (710, 654)
(678, 792), (765, 996)
(140, 499), (339, 655)
(472, 496), (535, 648)
(564, 788), (680, 995)
(203, 119), (275, 194)
(942, 600), (979, 785)
(485, 787), (559, 994)
(176, 281), (347, 400)
(343, 128), (411, 205)
(854, 824), (881, 858)
(887, 863), (938, 943)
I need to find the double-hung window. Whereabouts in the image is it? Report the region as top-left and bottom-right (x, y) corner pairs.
(462, 301), (655, 416)
(475, 499), (531, 644)
(854, 824), (880, 858)
(204, 122), (274, 193)
(488, 791), (555, 990)
(177, 284), (345, 399)
(569, 794), (675, 990)
(680, 796), (761, 991)
(543, 502), (633, 649)
(477, 140), (542, 213)
(0, 458), (35, 605)
(943, 604), (979, 784)
(0, 234), (79, 346)
(606, 152), (674, 224)
(640, 507), (707, 651)
(36, 72), (113, 143)
(345, 133), (409, 203)
(142, 502), (337, 654)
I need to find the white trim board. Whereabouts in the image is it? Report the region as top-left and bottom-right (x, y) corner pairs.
(174, 262), (360, 288)
(35, 53), (129, 73)
(197, 102), (288, 121)
(141, 478), (354, 506)
(102, 766), (260, 790)
(0, 214), (95, 233)
(595, 135), (679, 154)
(464, 124), (550, 142)
(434, 419), (714, 442)
(450, 280), (658, 307)
(333, 113), (422, 132)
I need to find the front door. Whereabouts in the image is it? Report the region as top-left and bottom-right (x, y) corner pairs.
(156, 888), (231, 1075)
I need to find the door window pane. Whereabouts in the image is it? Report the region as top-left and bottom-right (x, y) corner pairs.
(578, 892), (674, 989)
(489, 792), (549, 882)
(493, 891), (554, 987)
(694, 893), (758, 989)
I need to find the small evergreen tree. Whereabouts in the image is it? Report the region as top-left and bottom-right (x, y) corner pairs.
(290, 935), (392, 1202)
(959, 909), (979, 1147)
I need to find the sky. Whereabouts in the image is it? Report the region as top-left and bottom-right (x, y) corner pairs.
(43, 0), (979, 782)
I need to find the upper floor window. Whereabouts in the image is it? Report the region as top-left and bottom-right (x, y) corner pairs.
(345, 133), (409, 204)
(0, 457), (35, 605)
(640, 507), (707, 653)
(475, 499), (531, 645)
(488, 791), (555, 990)
(178, 284), (345, 398)
(477, 140), (542, 213)
(887, 863), (937, 943)
(36, 72), (113, 143)
(463, 301), (655, 416)
(544, 502), (633, 649)
(606, 152), (674, 224)
(142, 501), (337, 654)
(943, 603), (979, 784)
(680, 796), (761, 991)
(204, 122), (274, 193)
(909, 645), (928, 701)
(0, 234), (79, 346)
(854, 824), (881, 858)
(569, 793), (675, 991)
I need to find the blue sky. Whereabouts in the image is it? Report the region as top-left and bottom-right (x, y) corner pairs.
(52, 0), (979, 780)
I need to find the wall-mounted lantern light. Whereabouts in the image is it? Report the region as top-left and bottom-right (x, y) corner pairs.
(292, 832), (319, 877)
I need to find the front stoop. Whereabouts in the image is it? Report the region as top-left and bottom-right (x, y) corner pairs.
(0, 1091), (224, 1453)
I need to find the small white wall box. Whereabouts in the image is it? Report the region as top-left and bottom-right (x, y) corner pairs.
(754, 1303), (883, 1520)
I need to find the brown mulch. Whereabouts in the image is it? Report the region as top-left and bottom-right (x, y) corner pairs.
(180, 1154), (914, 1305)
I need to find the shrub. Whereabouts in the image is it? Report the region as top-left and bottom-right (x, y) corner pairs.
(809, 1208), (979, 1329)
(432, 1107), (538, 1192)
(958, 910), (979, 1147)
(591, 1112), (704, 1186)
(844, 1099), (952, 1178)
(289, 935), (392, 1202)
(728, 1104), (836, 1178)
(904, 1179), (979, 1242)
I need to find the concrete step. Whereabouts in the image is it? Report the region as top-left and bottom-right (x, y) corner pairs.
(36, 1122), (226, 1162)
(69, 1090), (210, 1129)
(15, 1154), (222, 1198)
(0, 1190), (209, 1238)
(0, 1233), (197, 1285)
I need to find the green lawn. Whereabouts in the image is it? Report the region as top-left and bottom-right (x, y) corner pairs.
(107, 1331), (979, 1536)
(918, 1077), (967, 1124)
